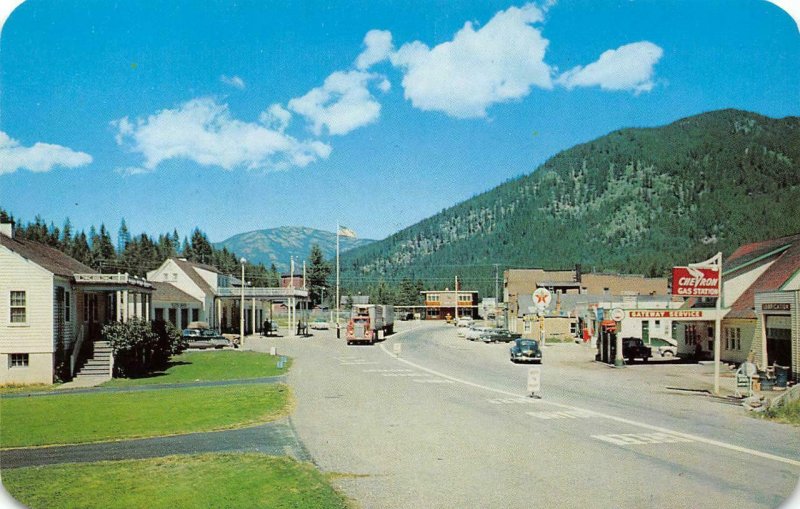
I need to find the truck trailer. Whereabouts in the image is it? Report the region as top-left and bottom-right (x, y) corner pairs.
(346, 304), (395, 345)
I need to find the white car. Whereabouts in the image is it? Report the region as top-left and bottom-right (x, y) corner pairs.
(465, 326), (489, 341)
(310, 319), (330, 330)
(456, 317), (474, 328)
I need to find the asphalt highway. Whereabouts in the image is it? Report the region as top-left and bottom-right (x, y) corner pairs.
(283, 322), (800, 509)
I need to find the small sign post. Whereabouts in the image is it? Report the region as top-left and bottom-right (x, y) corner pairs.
(393, 342), (402, 357)
(527, 366), (541, 398)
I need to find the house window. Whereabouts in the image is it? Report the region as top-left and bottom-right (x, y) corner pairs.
(155, 308), (164, 321)
(10, 291), (26, 323)
(654, 320), (661, 329)
(524, 320), (532, 333)
(426, 294), (439, 302)
(734, 328), (741, 350)
(458, 294), (471, 303)
(65, 291), (71, 322)
(9, 353), (29, 367)
(603, 287), (610, 295)
(192, 309), (199, 322)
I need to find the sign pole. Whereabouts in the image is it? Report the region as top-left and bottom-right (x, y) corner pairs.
(713, 253), (722, 395)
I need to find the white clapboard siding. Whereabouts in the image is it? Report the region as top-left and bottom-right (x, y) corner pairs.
(0, 246), (55, 354)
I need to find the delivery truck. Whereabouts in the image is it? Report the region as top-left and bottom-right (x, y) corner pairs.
(346, 304), (395, 345)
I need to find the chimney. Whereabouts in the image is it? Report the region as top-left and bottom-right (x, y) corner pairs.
(0, 220), (14, 239)
(575, 264), (582, 283)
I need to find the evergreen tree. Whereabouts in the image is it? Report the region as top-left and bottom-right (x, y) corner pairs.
(91, 224), (116, 272)
(190, 228), (213, 264)
(306, 244), (331, 305)
(71, 231), (92, 265)
(118, 218), (130, 253)
(61, 218), (73, 253)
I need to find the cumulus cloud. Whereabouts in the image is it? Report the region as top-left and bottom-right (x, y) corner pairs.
(287, 70), (388, 136)
(557, 41), (664, 93)
(259, 104), (292, 132)
(111, 98), (331, 172)
(388, 3), (553, 118)
(355, 29), (394, 69)
(220, 75), (246, 89)
(0, 131), (92, 175)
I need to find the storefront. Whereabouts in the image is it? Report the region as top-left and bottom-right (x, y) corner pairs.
(754, 290), (798, 381)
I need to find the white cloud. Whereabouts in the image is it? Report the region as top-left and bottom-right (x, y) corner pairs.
(557, 41), (664, 93)
(388, 3), (553, 118)
(221, 75), (246, 89)
(288, 70), (388, 136)
(0, 131), (93, 175)
(356, 29), (394, 69)
(259, 103), (292, 132)
(111, 98), (331, 172)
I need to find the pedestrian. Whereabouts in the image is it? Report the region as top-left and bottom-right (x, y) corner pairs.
(336, 321), (341, 339)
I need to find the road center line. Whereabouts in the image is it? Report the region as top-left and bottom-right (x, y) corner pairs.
(379, 341), (800, 468)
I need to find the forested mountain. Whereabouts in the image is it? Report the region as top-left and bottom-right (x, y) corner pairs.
(339, 109), (800, 297)
(214, 227), (373, 273)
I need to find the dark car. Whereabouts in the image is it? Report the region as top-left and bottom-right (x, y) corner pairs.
(182, 328), (232, 349)
(479, 328), (522, 343)
(620, 337), (652, 362)
(510, 338), (542, 363)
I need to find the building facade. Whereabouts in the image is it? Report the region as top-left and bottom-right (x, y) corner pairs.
(421, 290), (479, 320)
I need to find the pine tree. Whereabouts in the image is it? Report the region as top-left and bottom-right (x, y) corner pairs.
(306, 244), (332, 305)
(190, 228), (212, 264)
(118, 218), (130, 253)
(91, 224), (117, 272)
(61, 218), (73, 253)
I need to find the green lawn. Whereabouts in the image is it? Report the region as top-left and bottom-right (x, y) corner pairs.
(3, 453), (351, 509)
(103, 350), (291, 387)
(0, 384), (290, 448)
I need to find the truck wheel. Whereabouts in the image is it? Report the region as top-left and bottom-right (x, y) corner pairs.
(347, 341), (352, 345)
(643, 357), (649, 363)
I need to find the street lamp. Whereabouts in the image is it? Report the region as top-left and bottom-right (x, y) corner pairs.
(240, 257), (246, 348)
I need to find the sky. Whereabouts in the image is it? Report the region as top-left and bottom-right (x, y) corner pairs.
(0, 0), (799, 244)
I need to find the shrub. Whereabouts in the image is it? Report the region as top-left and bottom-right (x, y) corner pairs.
(102, 319), (161, 377)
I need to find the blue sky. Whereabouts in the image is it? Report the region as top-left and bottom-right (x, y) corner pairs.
(1, 0), (798, 243)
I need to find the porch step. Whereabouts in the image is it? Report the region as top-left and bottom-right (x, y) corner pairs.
(72, 341), (113, 381)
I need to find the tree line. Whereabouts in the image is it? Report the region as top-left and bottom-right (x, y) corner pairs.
(0, 208), (424, 307)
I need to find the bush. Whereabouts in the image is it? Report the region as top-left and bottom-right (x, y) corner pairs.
(103, 319), (164, 377)
(151, 320), (185, 367)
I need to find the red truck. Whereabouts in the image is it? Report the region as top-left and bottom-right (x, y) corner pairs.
(346, 305), (394, 345)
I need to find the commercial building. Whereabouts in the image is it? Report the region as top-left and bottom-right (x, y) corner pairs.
(421, 289), (479, 320)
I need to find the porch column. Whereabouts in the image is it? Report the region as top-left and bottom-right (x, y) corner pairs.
(135, 292), (143, 319)
(216, 298), (223, 330)
(122, 290), (129, 322)
(251, 298), (256, 335)
(144, 293), (151, 321)
(116, 291), (123, 322)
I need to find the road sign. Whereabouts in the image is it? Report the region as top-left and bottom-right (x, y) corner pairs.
(527, 366), (541, 395)
(610, 308), (625, 322)
(532, 288), (551, 309)
(393, 343), (402, 356)
(672, 266), (720, 297)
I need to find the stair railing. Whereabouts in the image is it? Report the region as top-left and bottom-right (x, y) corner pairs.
(70, 325), (85, 377)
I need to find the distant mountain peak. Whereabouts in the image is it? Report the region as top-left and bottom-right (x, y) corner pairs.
(213, 226), (374, 271)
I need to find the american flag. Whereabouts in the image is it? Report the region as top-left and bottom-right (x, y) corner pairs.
(338, 226), (357, 238)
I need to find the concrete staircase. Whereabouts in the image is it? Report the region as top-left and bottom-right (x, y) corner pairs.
(72, 340), (112, 382)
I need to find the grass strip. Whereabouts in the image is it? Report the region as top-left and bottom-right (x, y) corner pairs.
(3, 453), (351, 509)
(102, 350), (291, 387)
(1, 384), (290, 448)
(761, 397), (800, 425)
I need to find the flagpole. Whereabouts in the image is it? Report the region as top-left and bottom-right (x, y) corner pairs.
(336, 222), (340, 331)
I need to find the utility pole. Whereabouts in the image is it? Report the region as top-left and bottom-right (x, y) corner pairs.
(454, 275), (459, 320)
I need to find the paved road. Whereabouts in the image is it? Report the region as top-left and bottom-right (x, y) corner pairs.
(276, 322), (800, 509)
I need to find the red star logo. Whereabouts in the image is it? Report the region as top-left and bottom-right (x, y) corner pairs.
(535, 293), (547, 304)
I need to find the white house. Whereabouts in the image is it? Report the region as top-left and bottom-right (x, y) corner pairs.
(147, 258), (310, 334)
(0, 222), (152, 385)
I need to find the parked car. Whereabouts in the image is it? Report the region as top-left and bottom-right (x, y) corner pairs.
(182, 328), (232, 349)
(400, 312), (415, 321)
(656, 339), (678, 358)
(456, 317), (474, 328)
(619, 337), (652, 362)
(510, 338), (542, 363)
(465, 326), (490, 341)
(479, 328), (522, 343)
(310, 318), (330, 330)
